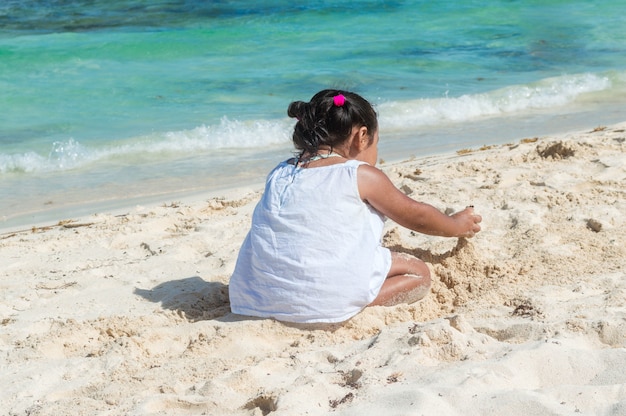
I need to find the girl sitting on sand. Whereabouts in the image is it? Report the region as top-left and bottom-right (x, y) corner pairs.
(229, 89), (482, 323)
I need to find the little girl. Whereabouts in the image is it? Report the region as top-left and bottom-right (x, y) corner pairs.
(229, 89), (482, 323)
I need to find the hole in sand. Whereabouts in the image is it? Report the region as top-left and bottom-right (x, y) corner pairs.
(244, 394), (278, 415)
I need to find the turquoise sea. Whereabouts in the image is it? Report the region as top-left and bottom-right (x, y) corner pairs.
(1, 0), (626, 228)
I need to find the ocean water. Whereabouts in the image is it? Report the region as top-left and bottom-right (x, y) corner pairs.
(1, 0), (626, 229)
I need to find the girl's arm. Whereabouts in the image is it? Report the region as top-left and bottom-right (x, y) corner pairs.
(358, 164), (482, 238)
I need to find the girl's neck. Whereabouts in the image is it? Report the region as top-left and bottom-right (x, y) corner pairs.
(298, 149), (347, 166)
(307, 152), (344, 162)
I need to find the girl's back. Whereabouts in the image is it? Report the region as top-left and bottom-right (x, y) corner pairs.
(228, 159), (391, 323)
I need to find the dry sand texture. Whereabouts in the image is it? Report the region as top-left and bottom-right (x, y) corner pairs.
(1, 124), (625, 415)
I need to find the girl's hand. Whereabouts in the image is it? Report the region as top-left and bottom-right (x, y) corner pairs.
(451, 206), (482, 238)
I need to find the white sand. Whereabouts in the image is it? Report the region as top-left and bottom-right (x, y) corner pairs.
(1, 124), (625, 415)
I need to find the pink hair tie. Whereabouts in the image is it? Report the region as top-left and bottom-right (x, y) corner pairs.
(333, 94), (346, 107)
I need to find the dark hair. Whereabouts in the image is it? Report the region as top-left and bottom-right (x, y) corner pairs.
(287, 89), (378, 155)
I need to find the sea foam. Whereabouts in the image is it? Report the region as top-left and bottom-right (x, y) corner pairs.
(378, 73), (612, 130)
(0, 118), (293, 174)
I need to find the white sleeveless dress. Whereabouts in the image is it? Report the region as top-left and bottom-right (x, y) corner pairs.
(228, 159), (391, 323)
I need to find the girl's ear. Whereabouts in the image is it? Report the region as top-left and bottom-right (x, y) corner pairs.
(354, 126), (370, 151)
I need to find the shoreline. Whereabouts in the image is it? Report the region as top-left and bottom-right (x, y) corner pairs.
(4, 110), (625, 235)
(0, 180), (265, 235)
(2, 122), (625, 415)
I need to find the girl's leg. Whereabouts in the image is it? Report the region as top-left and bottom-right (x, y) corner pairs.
(370, 252), (431, 307)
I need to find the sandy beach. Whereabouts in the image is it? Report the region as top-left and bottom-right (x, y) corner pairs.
(1, 123), (625, 415)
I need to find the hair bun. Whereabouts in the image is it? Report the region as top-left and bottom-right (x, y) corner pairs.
(287, 101), (308, 120)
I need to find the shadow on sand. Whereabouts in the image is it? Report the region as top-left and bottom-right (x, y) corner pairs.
(134, 276), (234, 322)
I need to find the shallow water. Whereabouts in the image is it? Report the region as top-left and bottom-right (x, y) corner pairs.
(1, 0), (626, 228)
